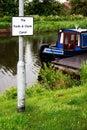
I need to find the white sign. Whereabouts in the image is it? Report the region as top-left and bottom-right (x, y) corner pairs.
(12, 17), (33, 36)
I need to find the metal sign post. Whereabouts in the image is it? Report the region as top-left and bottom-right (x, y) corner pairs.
(17, 0), (25, 112)
(12, 0), (33, 112)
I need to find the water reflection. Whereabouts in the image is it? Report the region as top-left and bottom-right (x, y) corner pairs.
(0, 38), (18, 75)
(0, 32), (57, 92)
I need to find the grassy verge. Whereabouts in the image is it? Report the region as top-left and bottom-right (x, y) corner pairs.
(0, 15), (87, 33)
(0, 83), (87, 130)
(34, 20), (87, 33)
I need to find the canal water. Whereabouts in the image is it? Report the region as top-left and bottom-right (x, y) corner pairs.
(0, 32), (57, 92)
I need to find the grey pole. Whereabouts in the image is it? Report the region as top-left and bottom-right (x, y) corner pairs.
(17, 0), (26, 112)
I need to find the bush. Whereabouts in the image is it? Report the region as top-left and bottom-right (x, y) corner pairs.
(33, 15), (86, 22)
(0, 16), (11, 23)
(0, 22), (11, 28)
(39, 63), (79, 90)
(80, 61), (87, 85)
(0, 16), (11, 28)
(2, 87), (17, 100)
(25, 1), (62, 16)
(1, 0), (18, 16)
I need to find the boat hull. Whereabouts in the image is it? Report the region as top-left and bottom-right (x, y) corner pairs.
(39, 44), (87, 62)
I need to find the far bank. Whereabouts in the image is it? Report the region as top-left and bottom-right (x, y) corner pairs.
(0, 15), (87, 35)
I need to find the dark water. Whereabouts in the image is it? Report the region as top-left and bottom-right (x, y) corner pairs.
(0, 32), (57, 93)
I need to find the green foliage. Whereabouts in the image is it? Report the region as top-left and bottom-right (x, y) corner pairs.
(0, 15), (87, 31)
(25, 1), (63, 16)
(0, 0), (87, 17)
(0, 0), (18, 16)
(35, 17), (86, 33)
(68, 98), (85, 105)
(0, 16), (11, 28)
(2, 87), (17, 100)
(33, 15), (85, 22)
(70, 0), (87, 16)
(33, 15), (87, 33)
(1, 85), (87, 130)
(80, 61), (87, 85)
(0, 16), (12, 22)
(0, 22), (11, 29)
(25, 0), (87, 16)
(39, 63), (79, 90)
(26, 83), (47, 97)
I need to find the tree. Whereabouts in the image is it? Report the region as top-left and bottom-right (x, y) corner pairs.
(25, 0), (44, 15)
(52, 2), (62, 15)
(0, 0), (18, 16)
(70, 0), (87, 16)
(25, 0), (63, 16)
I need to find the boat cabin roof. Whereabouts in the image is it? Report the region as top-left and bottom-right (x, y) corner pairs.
(59, 29), (87, 34)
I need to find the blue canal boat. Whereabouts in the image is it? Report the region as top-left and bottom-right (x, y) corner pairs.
(39, 28), (87, 62)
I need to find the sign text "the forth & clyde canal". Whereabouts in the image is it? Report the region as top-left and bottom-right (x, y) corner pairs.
(12, 17), (33, 36)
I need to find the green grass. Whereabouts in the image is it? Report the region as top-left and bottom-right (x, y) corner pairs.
(0, 84), (87, 130)
(0, 15), (87, 129)
(33, 15), (87, 33)
(34, 20), (87, 33)
(0, 15), (87, 33)
(0, 19), (86, 32)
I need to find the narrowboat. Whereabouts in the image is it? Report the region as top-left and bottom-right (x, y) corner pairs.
(39, 28), (87, 62)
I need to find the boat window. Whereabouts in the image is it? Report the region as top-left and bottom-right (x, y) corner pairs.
(71, 34), (74, 44)
(69, 34), (75, 49)
(64, 33), (80, 49)
(60, 32), (64, 44)
(76, 34), (80, 46)
(64, 34), (68, 45)
(63, 33), (69, 49)
(71, 34), (80, 46)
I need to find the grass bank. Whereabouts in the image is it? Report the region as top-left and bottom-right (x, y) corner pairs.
(34, 19), (87, 33)
(0, 15), (87, 33)
(0, 83), (87, 130)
